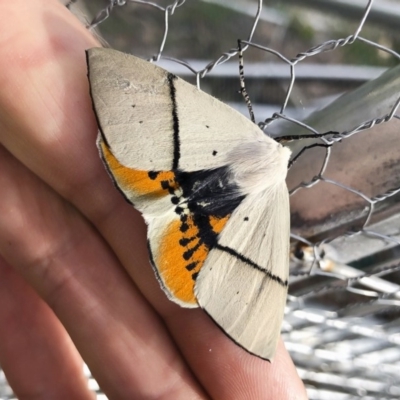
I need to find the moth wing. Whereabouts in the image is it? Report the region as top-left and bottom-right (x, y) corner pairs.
(97, 136), (180, 217)
(195, 183), (290, 360)
(87, 47), (267, 172)
(147, 210), (231, 308)
(146, 213), (198, 308)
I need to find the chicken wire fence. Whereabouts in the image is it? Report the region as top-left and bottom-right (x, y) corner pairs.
(2, 0), (400, 399)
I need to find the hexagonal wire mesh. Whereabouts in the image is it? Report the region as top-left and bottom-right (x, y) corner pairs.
(2, 0), (400, 399)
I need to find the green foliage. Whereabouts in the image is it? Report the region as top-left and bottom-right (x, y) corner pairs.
(288, 16), (315, 43)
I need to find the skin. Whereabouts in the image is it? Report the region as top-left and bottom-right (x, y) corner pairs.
(0, 1), (308, 399)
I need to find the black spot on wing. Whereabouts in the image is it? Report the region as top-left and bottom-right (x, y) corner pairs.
(179, 236), (196, 246)
(191, 271), (199, 280)
(148, 171), (159, 180)
(180, 220), (189, 233)
(175, 206), (184, 214)
(185, 261), (198, 271)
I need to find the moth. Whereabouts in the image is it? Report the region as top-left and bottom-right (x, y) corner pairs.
(86, 48), (290, 361)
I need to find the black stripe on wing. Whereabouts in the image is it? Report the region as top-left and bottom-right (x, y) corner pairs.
(215, 244), (288, 287)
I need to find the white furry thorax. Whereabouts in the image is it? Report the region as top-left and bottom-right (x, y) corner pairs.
(226, 137), (291, 195)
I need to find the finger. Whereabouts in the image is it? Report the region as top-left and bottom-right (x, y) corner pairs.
(0, 145), (207, 400)
(0, 256), (94, 400)
(166, 308), (307, 399)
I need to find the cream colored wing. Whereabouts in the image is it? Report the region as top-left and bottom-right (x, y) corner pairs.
(87, 48), (267, 172)
(194, 183), (290, 361)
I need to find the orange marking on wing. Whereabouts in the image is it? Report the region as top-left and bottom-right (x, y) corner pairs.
(209, 215), (230, 234)
(99, 139), (177, 196)
(155, 214), (231, 305)
(156, 217), (208, 305)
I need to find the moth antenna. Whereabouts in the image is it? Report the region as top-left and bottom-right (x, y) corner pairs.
(276, 130), (339, 143)
(238, 40), (255, 123)
(288, 142), (333, 168)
